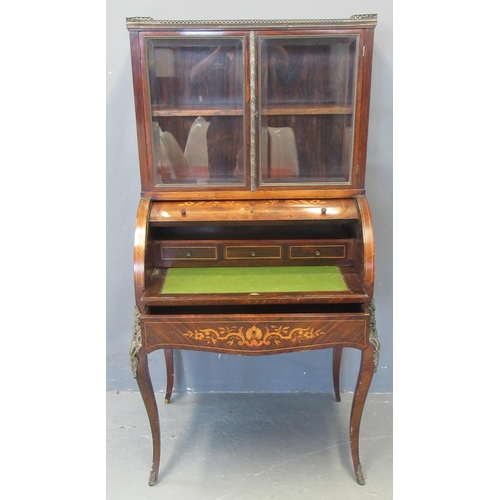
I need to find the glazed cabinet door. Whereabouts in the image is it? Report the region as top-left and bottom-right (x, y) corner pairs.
(257, 31), (365, 189)
(139, 33), (249, 190)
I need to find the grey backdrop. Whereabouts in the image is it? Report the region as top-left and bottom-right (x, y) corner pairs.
(106, 0), (393, 394)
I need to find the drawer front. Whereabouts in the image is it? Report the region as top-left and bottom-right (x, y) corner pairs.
(160, 245), (218, 261)
(290, 244), (346, 259)
(142, 312), (369, 355)
(225, 245), (282, 260)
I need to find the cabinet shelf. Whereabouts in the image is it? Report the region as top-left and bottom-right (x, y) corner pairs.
(262, 103), (353, 116)
(151, 103), (352, 117)
(151, 104), (243, 117)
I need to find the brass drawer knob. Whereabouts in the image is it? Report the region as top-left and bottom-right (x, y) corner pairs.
(315, 250), (321, 256)
(250, 251), (256, 257)
(186, 251), (192, 257)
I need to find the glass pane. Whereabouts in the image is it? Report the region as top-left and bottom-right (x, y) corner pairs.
(259, 36), (358, 185)
(146, 38), (245, 186)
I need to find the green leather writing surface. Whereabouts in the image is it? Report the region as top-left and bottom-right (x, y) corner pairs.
(161, 266), (349, 294)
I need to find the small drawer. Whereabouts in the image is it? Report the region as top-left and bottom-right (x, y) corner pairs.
(289, 245), (346, 259)
(225, 245), (282, 260)
(160, 246), (218, 261)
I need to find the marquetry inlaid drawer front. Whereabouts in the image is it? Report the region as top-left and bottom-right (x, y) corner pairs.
(289, 244), (346, 259)
(160, 245), (218, 261)
(142, 313), (369, 355)
(225, 245), (282, 260)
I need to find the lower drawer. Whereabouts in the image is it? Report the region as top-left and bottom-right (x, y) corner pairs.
(141, 312), (369, 355)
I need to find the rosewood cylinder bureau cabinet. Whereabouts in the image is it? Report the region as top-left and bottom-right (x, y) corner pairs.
(126, 14), (380, 487)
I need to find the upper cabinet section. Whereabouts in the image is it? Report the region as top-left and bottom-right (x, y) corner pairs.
(127, 16), (376, 199)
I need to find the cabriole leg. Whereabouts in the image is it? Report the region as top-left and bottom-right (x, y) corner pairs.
(136, 348), (161, 486)
(350, 299), (381, 484)
(164, 348), (174, 403)
(130, 307), (161, 486)
(349, 345), (375, 485)
(332, 347), (343, 402)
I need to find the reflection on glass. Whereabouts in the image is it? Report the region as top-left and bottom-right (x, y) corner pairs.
(259, 36), (358, 184)
(262, 127), (299, 179)
(184, 117), (210, 179)
(147, 38), (245, 186)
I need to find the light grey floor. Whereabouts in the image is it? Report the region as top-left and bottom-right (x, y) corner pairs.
(107, 391), (392, 499)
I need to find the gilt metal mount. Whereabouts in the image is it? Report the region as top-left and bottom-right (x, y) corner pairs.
(126, 15), (377, 30)
(368, 300), (380, 372)
(129, 306), (142, 378)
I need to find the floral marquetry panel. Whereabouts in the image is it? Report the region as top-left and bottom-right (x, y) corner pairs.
(141, 313), (369, 355)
